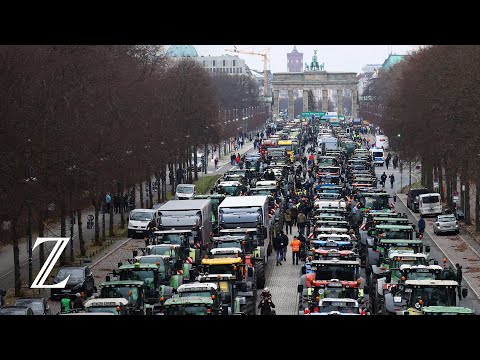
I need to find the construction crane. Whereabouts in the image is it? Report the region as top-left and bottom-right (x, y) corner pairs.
(224, 46), (270, 98)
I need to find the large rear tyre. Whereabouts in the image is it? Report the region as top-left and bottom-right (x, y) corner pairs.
(255, 262), (266, 289)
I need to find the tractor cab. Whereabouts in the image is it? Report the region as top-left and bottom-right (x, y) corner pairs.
(385, 279), (469, 315)
(83, 298), (128, 315)
(99, 280), (145, 315)
(161, 297), (216, 315)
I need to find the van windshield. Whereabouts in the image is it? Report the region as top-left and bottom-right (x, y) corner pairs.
(372, 152), (383, 158)
(130, 212), (153, 221)
(422, 196), (439, 204)
(177, 186), (194, 194)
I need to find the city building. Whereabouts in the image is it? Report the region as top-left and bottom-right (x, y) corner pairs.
(287, 46), (303, 72)
(381, 54), (407, 70)
(166, 45), (249, 75)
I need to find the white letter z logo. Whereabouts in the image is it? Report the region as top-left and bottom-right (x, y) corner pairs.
(31, 237), (71, 289)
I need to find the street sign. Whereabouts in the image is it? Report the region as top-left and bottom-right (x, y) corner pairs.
(462, 184), (466, 191)
(301, 112), (326, 118)
(453, 191), (459, 196)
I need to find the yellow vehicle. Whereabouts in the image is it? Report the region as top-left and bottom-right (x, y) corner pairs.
(278, 140), (294, 162)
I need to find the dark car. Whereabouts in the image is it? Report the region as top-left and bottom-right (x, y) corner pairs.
(0, 306), (34, 315)
(50, 266), (95, 300)
(407, 188), (430, 212)
(14, 297), (50, 315)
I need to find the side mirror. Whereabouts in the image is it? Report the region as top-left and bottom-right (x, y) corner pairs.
(105, 275), (111, 282)
(301, 265), (306, 275)
(297, 284), (304, 293)
(385, 271), (392, 283)
(424, 245), (430, 253)
(117, 262), (122, 268)
(462, 288), (468, 298)
(133, 250), (138, 258)
(112, 269), (117, 277)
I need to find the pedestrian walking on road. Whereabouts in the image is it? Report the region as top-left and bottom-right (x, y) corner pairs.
(455, 263), (463, 299)
(105, 192), (112, 213)
(235, 153), (241, 165)
(214, 157), (218, 170)
(273, 233), (283, 266)
(393, 154), (399, 169)
(113, 194), (120, 214)
(290, 236), (301, 265)
(418, 216), (425, 237)
(284, 209), (292, 234)
(380, 172), (387, 188)
(297, 211), (307, 235)
(389, 174), (395, 189)
(281, 231), (289, 261)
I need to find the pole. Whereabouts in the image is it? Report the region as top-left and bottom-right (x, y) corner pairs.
(70, 210), (74, 262)
(27, 202), (33, 286)
(204, 143), (208, 174)
(102, 202), (106, 242)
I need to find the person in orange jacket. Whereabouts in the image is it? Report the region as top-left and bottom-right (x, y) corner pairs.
(290, 236), (302, 265)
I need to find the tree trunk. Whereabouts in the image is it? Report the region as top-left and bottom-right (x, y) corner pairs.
(465, 180), (471, 225)
(148, 167), (153, 209)
(60, 197), (66, 265)
(437, 163), (444, 202)
(445, 163), (453, 209)
(38, 209), (45, 267)
(77, 209), (85, 256)
(12, 220), (21, 296)
(425, 162), (433, 192)
(94, 200), (100, 245)
(476, 179), (480, 231)
(109, 205), (114, 237)
(156, 170), (161, 204)
(102, 202), (106, 242)
(139, 181), (144, 208)
(120, 186), (125, 229)
(171, 162), (176, 196)
(194, 146), (198, 181)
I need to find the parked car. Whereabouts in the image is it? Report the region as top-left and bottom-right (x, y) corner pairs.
(175, 184), (196, 200)
(433, 214), (459, 235)
(406, 188), (430, 212)
(0, 306), (34, 315)
(14, 297), (50, 315)
(419, 193), (442, 217)
(50, 266), (95, 300)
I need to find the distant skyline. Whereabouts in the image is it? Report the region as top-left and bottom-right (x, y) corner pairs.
(174, 45), (420, 74)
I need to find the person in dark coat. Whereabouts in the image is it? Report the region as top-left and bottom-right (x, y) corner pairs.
(455, 263), (463, 299)
(273, 232), (284, 266)
(257, 288), (275, 315)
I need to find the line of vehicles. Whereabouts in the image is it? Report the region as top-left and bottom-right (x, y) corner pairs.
(294, 124), (473, 315)
(5, 122), (301, 315)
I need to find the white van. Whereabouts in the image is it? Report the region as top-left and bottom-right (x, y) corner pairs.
(175, 184), (196, 200)
(419, 193), (442, 217)
(369, 147), (384, 166)
(128, 208), (158, 238)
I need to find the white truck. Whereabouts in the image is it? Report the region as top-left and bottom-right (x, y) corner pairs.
(370, 147), (385, 166)
(218, 195), (270, 263)
(157, 199), (212, 248)
(375, 135), (389, 149)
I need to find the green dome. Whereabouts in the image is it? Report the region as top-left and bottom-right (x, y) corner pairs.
(166, 45), (198, 58)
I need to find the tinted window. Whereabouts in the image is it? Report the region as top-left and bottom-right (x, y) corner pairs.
(422, 196), (440, 204)
(57, 268), (84, 279)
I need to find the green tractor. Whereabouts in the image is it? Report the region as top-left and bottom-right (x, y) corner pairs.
(114, 262), (175, 305)
(140, 243), (191, 284)
(160, 296), (217, 315)
(382, 279), (470, 315)
(98, 280), (146, 315)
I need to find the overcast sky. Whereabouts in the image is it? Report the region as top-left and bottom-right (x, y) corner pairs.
(189, 45), (420, 74)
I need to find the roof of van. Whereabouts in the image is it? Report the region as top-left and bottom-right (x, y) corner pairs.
(419, 193), (441, 198)
(158, 199), (211, 211)
(218, 195), (268, 208)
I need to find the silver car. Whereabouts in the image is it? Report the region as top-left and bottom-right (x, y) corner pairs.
(433, 214), (459, 235)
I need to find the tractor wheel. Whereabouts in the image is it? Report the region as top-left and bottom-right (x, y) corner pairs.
(245, 296), (256, 315)
(255, 262), (266, 289)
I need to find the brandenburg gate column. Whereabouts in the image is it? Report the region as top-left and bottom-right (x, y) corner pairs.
(351, 88), (358, 117)
(303, 90), (309, 112)
(337, 88), (344, 116)
(288, 89), (294, 119)
(273, 89), (280, 118)
(322, 89), (328, 112)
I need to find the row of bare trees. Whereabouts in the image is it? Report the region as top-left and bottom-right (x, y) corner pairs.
(0, 45), (266, 294)
(360, 45), (480, 229)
